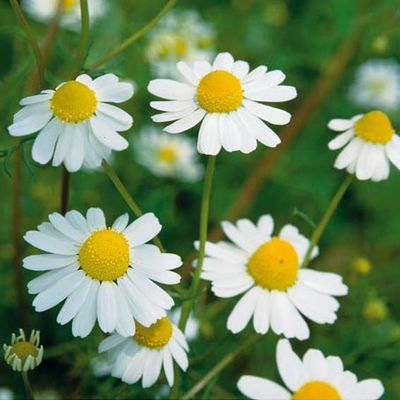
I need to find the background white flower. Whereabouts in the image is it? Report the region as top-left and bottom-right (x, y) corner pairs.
(22, 0), (106, 30)
(0, 388), (13, 400)
(328, 111), (400, 181)
(148, 52), (297, 155)
(147, 10), (215, 79)
(349, 59), (400, 111)
(237, 339), (384, 400)
(8, 74), (134, 172)
(135, 126), (203, 182)
(200, 215), (348, 340)
(23, 209), (182, 338)
(99, 317), (188, 388)
(169, 308), (199, 342)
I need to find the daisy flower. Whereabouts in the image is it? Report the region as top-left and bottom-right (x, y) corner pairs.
(328, 110), (400, 181)
(23, 208), (182, 338)
(8, 74), (134, 172)
(237, 339), (384, 400)
(349, 59), (400, 111)
(22, 0), (106, 30)
(3, 329), (44, 372)
(147, 10), (215, 79)
(148, 52), (297, 155)
(98, 316), (188, 388)
(200, 215), (348, 340)
(135, 126), (203, 182)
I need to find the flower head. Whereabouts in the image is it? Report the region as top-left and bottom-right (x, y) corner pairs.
(148, 52), (297, 155)
(200, 215), (348, 340)
(8, 74), (134, 172)
(3, 329), (43, 372)
(98, 317), (188, 388)
(23, 209), (182, 338)
(363, 298), (388, 323)
(135, 126), (203, 182)
(349, 59), (400, 111)
(238, 339), (384, 400)
(328, 111), (400, 181)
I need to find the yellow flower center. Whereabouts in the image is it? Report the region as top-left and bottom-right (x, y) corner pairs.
(79, 229), (130, 281)
(292, 381), (342, 400)
(367, 78), (388, 95)
(51, 81), (97, 123)
(134, 317), (173, 349)
(247, 237), (299, 291)
(10, 341), (38, 364)
(197, 70), (243, 113)
(175, 38), (188, 56)
(354, 110), (394, 144)
(62, 0), (76, 12)
(158, 145), (177, 163)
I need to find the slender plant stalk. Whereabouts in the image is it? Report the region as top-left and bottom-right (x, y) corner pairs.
(181, 335), (259, 400)
(88, 0), (176, 70)
(73, 0), (90, 77)
(9, 0), (44, 89)
(302, 174), (353, 268)
(21, 372), (35, 400)
(60, 167), (71, 214)
(101, 160), (165, 251)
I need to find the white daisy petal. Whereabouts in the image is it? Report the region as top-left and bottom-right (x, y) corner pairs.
(328, 129), (354, 150)
(86, 208), (106, 230)
(148, 79), (195, 100)
(176, 61), (199, 85)
(237, 376), (291, 400)
(31, 118), (63, 164)
(123, 213), (161, 247)
(299, 270), (348, 296)
(90, 115), (128, 151)
(253, 289), (270, 334)
(163, 108), (206, 134)
(96, 103), (133, 132)
(232, 60), (250, 79)
(213, 52), (234, 71)
(8, 110), (53, 136)
(385, 135), (400, 169)
(353, 379), (384, 400)
(328, 118), (354, 132)
(197, 114), (222, 155)
(243, 99), (291, 125)
(97, 282), (118, 333)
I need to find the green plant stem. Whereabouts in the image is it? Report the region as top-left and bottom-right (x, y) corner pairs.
(101, 159), (165, 251)
(181, 335), (259, 400)
(88, 0), (176, 70)
(21, 372), (35, 400)
(9, 0), (44, 89)
(170, 156), (216, 399)
(302, 174), (353, 268)
(73, 0), (89, 77)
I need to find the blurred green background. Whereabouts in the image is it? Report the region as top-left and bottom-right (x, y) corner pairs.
(1, 0), (400, 398)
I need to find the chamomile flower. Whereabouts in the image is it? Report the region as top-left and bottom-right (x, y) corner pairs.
(148, 52), (297, 155)
(147, 10), (215, 79)
(237, 339), (384, 400)
(349, 59), (400, 111)
(23, 209), (182, 338)
(8, 74), (134, 172)
(22, 0), (106, 29)
(328, 111), (400, 181)
(135, 127), (203, 182)
(3, 329), (44, 372)
(98, 317), (188, 388)
(200, 215), (348, 340)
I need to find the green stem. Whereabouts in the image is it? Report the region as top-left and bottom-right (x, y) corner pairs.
(181, 335), (259, 400)
(21, 372), (35, 400)
(302, 174), (353, 268)
(88, 0), (176, 70)
(9, 0), (44, 89)
(101, 159), (165, 252)
(73, 0), (89, 77)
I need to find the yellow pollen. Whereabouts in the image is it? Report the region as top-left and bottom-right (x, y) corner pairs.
(134, 317), (173, 349)
(292, 381), (342, 400)
(247, 237), (299, 291)
(62, 0), (76, 12)
(10, 341), (38, 364)
(197, 70), (243, 113)
(175, 38), (188, 56)
(51, 81), (97, 123)
(354, 110), (394, 144)
(79, 229), (129, 281)
(158, 145), (177, 163)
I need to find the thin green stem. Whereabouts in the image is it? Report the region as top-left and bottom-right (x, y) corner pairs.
(302, 174), (353, 268)
(73, 0), (89, 77)
(88, 0), (176, 70)
(101, 159), (165, 251)
(21, 372), (35, 400)
(181, 335), (259, 400)
(9, 0), (44, 89)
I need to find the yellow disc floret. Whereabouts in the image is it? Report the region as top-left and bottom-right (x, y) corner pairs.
(9, 341), (38, 365)
(175, 38), (188, 56)
(292, 381), (342, 400)
(354, 110), (394, 144)
(197, 70), (243, 113)
(247, 237), (299, 291)
(63, 0), (76, 12)
(158, 145), (177, 163)
(134, 317), (173, 349)
(79, 229), (130, 281)
(51, 81), (97, 123)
